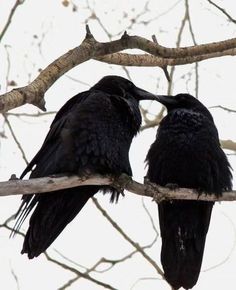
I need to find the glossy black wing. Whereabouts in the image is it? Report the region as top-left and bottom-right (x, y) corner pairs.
(13, 91), (90, 234)
(20, 91), (89, 179)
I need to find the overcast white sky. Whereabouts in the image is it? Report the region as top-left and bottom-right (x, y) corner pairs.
(1, 0), (236, 289)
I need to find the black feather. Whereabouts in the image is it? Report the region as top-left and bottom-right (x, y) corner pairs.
(13, 75), (157, 258)
(146, 93), (232, 289)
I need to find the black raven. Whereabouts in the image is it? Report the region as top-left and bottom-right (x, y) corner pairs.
(146, 93), (232, 289)
(13, 75), (157, 259)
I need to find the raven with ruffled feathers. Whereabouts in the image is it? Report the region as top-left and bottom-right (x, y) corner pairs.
(146, 93), (232, 289)
(14, 75), (157, 259)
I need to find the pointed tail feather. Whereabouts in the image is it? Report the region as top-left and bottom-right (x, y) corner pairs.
(159, 200), (213, 289)
(19, 186), (99, 259)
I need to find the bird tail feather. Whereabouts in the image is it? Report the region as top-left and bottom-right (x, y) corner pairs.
(21, 186), (99, 259)
(159, 200), (213, 290)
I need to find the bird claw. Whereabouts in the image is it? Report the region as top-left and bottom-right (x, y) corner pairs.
(165, 183), (179, 190)
(153, 192), (166, 203)
(77, 169), (93, 182)
(144, 178), (165, 203)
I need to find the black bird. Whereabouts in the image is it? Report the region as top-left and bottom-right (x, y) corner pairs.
(13, 75), (157, 259)
(146, 93), (232, 289)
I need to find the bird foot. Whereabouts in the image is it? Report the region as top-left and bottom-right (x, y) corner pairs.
(144, 177), (166, 203)
(165, 183), (179, 190)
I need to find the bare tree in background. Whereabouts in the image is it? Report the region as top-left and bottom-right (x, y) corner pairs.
(0, 1), (236, 289)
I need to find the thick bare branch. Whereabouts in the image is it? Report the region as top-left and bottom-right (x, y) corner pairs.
(0, 173), (235, 202)
(95, 48), (236, 67)
(2, 26), (236, 113)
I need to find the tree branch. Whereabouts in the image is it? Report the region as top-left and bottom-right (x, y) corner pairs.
(2, 25), (236, 112)
(1, 173), (235, 202)
(0, 0), (25, 42)
(207, 0), (236, 24)
(221, 140), (236, 152)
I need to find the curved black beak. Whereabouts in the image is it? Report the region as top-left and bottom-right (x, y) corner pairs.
(134, 87), (158, 101)
(155, 95), (178, 106)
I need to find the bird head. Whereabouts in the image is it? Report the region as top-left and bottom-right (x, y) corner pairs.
(92, 75), (157, 102)
(156, 93), (213, 121)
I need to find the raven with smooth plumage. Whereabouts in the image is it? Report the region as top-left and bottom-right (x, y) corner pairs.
(13, 75), (157, 259)
(146, 94), (232, 289)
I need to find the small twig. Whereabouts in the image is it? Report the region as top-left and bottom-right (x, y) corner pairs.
(152, 34), (170, 82)
(202, 211), (236, 272)
(9, 263), (20, 290)
(92, 197), (164, 278)
(220, 140), (236, 152)
(209, 105), (236, 113)
(207, 0), (236, 24)
(142, 197), (159, 237)
(0, 0), (25, 42)
(167, 1), (188, 95)
(1, 215), (117, 290)
(185, 0), (199, 98)
(2, 114), (29, 165)
(5, 111), (57, 118)
(57, 276), (79, 290)
(44, 252), (117, 290)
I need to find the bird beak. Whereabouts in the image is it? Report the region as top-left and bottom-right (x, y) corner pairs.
(134, 87), (158, 101)
(155, 95), (178, 106)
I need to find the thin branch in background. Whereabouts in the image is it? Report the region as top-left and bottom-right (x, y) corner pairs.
(185, 0), (199, 98)
(0, 217), (25, 238)
(65, 75), (91, 87)
(57, 276), (79, 290)
(121, 66), (132, 81)
(2, 114), (29, 165)
(2, 216), (117, 290)
(4, 45), (12, 92)
(57, 258), (111, 290)
(152, 34), (170, 82)
(44, 252), (118, 290)
(168, 0), (188, 95)
(144, 0), (183, 24)
(140, 2), (188, 131)
(96, 251), (143, 273)
(53, 249), (89, 271)
(141, 197), (159, 237)
(5, 111), (57, 118)
(131, 276), (161, 290)
(84, 1), (135, 84)
(9, 263), (20, 290)
(202, 211), (236, 272)
(118, 0), (152, 33)
(209, 105), (236, 113)
(92, 197), (165, 278)
(207, 0), (236, 24)
(0, 0), (25, 42)
(55, 251), (138, 289)
(2, 36), (29, 165)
